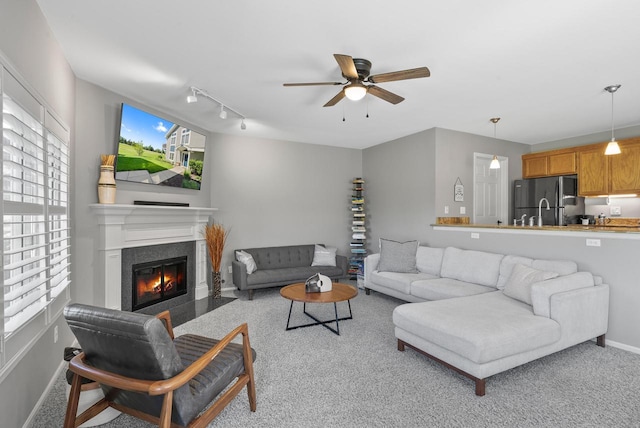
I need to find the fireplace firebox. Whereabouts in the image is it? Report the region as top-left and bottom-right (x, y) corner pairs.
(132, 256), (187, 311)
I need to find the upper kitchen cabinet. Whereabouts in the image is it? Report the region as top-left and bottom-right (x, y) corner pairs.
(609, 138), (640, 194)
(577, 144), (608, 196)
(522, 148), (577, 178)
(576, 137), (640, 196)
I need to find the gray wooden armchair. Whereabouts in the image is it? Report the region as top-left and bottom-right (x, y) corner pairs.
(63, 303), (256, 428)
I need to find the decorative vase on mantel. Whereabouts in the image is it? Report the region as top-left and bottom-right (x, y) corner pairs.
(212, 271), (222, 299)
(97, 154), (116, 204)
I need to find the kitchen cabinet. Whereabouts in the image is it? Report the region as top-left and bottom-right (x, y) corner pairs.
(522, 148), (577, 178)
(609, 139), (640, 194)
(576, 137), (640, 196)
(577, 144), (608, 196)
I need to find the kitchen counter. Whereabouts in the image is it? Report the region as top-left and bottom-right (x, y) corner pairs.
(432, 222), (640, 239)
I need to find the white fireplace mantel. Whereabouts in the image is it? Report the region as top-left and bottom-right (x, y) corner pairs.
(90, 204), (218, 309)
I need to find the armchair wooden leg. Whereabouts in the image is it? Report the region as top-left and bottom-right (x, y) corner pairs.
(243, 327), (257, 412)
(63, 374), (83, 428)
(597, 334), (606, 347)
(159, 391), (173, 428)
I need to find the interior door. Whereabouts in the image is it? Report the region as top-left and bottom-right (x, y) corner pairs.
(473, 153), (508, 224)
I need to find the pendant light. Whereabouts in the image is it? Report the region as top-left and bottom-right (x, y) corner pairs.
(604, 84), (622, 155)
(489, 117), (501, 169)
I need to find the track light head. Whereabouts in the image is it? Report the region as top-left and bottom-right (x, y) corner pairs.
(186, 88), (198, 103)
(240, 119), (246, 130)
(219, 105), (227, 119)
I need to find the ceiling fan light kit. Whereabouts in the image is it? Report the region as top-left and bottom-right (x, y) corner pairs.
(284, 54), (430, 107)
(344, 83), (367, 101)
(187, 86), (246, 130)
(604, 84), (622, 155)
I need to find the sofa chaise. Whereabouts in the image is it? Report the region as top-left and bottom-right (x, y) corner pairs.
(364, 241), (609, 395)
(232, 244), (347, 300)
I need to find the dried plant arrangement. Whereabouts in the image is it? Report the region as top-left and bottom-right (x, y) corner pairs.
(204, 222), (229, 273)
(100, 154), (115, 166)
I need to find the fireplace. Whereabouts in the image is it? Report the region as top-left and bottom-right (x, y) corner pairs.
(132, 256), (188, 311)
(121, 241), (197, 313)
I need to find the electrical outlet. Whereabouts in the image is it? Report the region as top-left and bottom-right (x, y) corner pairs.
(54, 325), (59, 343)
(610, 206), (621, 216)
(228, 265), (233, 274)
(471, 233), (480, 239)
(444, 206), (449, 214)
(586, 239), (601, 247)
(460, 206), (466, 214)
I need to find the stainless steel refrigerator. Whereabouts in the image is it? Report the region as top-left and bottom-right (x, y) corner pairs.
(513, 175), (584, 226)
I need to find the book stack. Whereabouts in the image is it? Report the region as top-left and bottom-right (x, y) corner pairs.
(349, 178), (367, 286)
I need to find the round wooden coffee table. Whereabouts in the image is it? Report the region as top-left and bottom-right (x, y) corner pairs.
(280, 282), (357, 335)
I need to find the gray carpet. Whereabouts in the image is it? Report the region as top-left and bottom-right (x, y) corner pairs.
(30, 287), (640, 427)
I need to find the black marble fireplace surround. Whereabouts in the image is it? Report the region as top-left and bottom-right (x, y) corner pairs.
(121, 241), (196, 314)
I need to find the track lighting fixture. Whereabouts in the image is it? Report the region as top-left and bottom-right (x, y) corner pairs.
(186, 88), (198, 103)
(604, 84), (622, 155)
(489, 117), (501, 169)
(186, 86), (246, 129)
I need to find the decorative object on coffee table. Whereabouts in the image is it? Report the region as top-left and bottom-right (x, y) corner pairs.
(97, 154), (116, 204)
(204, 221), (229, 299)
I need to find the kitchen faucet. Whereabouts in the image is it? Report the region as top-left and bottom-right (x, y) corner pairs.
(538, 198), (550, 226)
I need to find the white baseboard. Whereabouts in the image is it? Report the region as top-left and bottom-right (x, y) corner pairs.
(605, 339), (640, 355)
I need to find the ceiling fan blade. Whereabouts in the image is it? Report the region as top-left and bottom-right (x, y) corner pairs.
(367, 85), (404, 104)
(283, 82), (343, 87)
(323, 89), (346, 107)
(368, 67), (430, 83)
(334, 54), (359, 80)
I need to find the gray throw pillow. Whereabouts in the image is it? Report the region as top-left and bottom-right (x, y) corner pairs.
(377, 239), (419, 273)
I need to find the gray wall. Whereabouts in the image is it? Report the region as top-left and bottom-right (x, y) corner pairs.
(434, 128), (530, 220)
(209, 133), (361, 280)
(362, 127), (530, 250)
(0, 1), (77, 426)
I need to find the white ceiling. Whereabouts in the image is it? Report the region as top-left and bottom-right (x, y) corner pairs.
(36, 0), (640, 149)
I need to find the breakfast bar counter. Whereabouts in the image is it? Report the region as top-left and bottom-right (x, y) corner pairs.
(432, 222), (640, 239)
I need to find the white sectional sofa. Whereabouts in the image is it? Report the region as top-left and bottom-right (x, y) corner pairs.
(364, 241), (610, 395)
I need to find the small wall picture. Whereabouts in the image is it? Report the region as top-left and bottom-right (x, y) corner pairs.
(454, 178), (464, 202)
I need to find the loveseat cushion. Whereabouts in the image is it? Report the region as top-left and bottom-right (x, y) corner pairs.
(370, 271), (438, 295)
(416, 246), (444, 276)
(410, 277), (495, 301)
(440, 247), (504, 288)
(392, 292), (561, 364)
(496, 256), (577, 289)
(245, 266), (344, 286)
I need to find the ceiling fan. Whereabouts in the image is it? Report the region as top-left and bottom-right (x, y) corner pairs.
(283, 54), (430, 107)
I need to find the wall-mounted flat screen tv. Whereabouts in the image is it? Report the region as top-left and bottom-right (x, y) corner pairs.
(115, 103), (206, 190)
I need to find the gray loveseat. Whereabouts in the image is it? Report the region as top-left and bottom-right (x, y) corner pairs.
(232, 244), (348, 300)
(364, 243), (609, 395)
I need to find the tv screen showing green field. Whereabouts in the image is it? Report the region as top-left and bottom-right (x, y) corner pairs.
(116, 103), (206, 190)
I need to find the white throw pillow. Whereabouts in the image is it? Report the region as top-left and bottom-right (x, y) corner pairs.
(236, 250), (257, 274)
(311, 245), (337, 267)
(502, 263), (559, 305)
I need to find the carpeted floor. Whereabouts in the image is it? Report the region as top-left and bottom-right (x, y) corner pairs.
(30, 286), (640, 427)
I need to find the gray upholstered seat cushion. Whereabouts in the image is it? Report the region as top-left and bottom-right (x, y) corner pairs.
(440, 247), (504, 288)
(392, 292), (561, 363)
(246, 266), (344, 286)
(370, 271), (439, 295)
(410, 277), (495, 301)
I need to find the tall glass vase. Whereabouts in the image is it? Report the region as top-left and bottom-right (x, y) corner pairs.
(212, 271), (222, 299)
